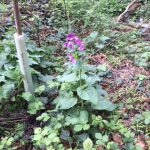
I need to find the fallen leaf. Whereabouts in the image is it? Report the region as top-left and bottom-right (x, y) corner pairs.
(96, 145), (103, 150)
(118, 107), (128, 115)
(113, 133), (123, 145)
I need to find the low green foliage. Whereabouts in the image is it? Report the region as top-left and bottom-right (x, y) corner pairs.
(0, 137), (14, 150)
(0, 0), (149, 149)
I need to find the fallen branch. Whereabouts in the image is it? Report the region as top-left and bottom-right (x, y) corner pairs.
(117, 0), (143, 22)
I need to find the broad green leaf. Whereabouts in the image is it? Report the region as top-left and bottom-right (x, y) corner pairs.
(79, 110), (89, 123)
(82, 65), (96, 71)
(39, 74), (54, 83)
(58, 73), (77, 82)
(65, 116), (79, 125)
(86, 74), (100, 85)
(54, 95), (77, 110)
(95, 133), (102, 139)
(77, 86), (98, 105)
(92, 99), (115, 111)
(74, 124), (82, 132)
(96, 85), (108, 97)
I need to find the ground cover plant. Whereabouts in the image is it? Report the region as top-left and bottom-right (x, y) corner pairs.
(0, 0), (149, 149)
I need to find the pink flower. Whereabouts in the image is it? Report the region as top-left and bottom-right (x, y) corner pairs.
(67, 41), (74, 49)
(64, 32), (85, 52)
(64, 42), (68, 47)
(75, 37), (82, 46)
(67, 53), (77, 64)
(66, 33), (76, 41)
(78, 43), (85, 51)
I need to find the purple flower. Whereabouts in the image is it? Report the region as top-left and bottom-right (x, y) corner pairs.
(64, 42), (68, 47)
(64, 32), (85, 51)
(78, 43), (85, 51)
(67, 53), (77, 64)
(67, 41), (74, 49)
(66, 33), (76, 41)
(75, 37), (82, 46)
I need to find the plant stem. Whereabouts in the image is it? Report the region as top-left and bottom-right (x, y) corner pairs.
(79, 68), (82, 86)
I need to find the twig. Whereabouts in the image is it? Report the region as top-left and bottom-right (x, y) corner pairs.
(0, 118), (27, 124)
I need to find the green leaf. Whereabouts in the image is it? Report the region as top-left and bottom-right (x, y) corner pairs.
(65, 116), (79, 125)
(42, 128), (49, 136)
(38, 74), (54, 83)
(92, 99), (115, 111)
(89, 31), (98, 40)
(74, 124), (83, 132)
(97, 64), (107, 71)
(6, 137), (13, 146)
(79, 110), (89, 123)
(33, 134), (42, 141)
(99, 35), (110, 42)
(58, 73), (77, 82)
(136, 74), (147, 81)
(53, 95), (77, 110)
(82, 124), (90, 130)
(35, 85), (45, 93)
(95, 133), (102, 139)
(135, 145), (143, 150)
(77, 86), (99, 105)
(83, 138), (93, 150)
(96, 85), (108, 97)
(0, 76), (6, 82)
(48, 133), (57, 140)
(85, 74), (100, 85)
(34, 128), (42, 134)
(145, 118), (150, 125)
(95, 43), (105, 49)
(0, 4), (7, 12)
(107, 142), (119, 150)
(22, 92), (34, 101)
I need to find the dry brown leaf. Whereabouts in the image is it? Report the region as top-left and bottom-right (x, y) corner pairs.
(113, 133), (123, 145)
(118, 107), (128, 115)
(96, 145), (103, 150)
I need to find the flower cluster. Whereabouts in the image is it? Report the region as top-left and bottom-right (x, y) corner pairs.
(64, 33), (85, 64)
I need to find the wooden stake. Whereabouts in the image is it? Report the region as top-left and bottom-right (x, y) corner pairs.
(13, 0), (22, 35)
(13, 0), (34, 95)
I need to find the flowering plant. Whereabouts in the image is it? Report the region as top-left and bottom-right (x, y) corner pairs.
(48, 32), (115, 113)
(64, 33), (85, 64)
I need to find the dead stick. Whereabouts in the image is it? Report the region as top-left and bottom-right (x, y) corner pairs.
(13, 0), (22, 35)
